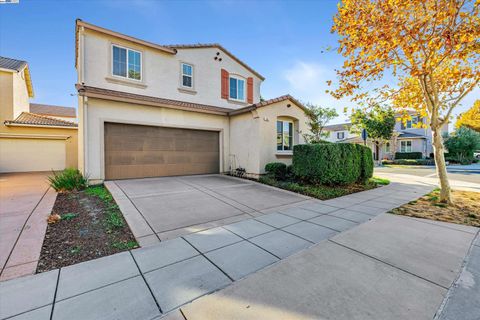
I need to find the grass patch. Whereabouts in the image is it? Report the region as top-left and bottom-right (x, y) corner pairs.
(85, 185), (113, 203)
(258, 175), (381, 200)
(61, 213), (78, 221)
(370, 176), (390, 185)
(112, 240), (139, 250)
(390, 189), (480, 227)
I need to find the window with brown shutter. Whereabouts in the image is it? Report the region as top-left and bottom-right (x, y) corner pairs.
(247, 77), (253, 103)
(221, 69), (229, 99)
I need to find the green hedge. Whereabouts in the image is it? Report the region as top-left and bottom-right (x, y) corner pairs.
(292, 144), (373, 185)
(395, 152), (423, 159)
(382, 159), (435, 166)
(265, 162), (287, 179)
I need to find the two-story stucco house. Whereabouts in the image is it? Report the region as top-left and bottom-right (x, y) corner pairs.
(75, 20), (309, 183)
(324, 113), (448, 160)
(0, 57), (78, 173)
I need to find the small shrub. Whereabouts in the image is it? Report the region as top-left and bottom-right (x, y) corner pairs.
(265, 162), (287, 180)
(395, 152), (423, 159)
(370, 176), (390, 185)
(292, 143), (373, 185)
(48, 168), (87, 192)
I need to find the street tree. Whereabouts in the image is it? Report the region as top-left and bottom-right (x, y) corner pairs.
(303, 103), (338, 143)
(330, 0), (480, 203)
(456, 100), (480, 132)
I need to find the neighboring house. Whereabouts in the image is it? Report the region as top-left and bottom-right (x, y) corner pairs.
(75, 20), (309, 183)
(324, 113), (448, 160)
(0, 56), (78, 173)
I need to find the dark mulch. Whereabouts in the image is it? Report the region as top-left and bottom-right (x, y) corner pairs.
(36, 185), (138, 273)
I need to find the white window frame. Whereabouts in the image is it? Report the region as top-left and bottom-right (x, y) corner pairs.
(337, 131), (345, 140)
(229, 75), (246, 102)
(403, 116), (419, 130)
(180, 62), (194, 89)
(111, 44), (142, 81)
(384, 142), (391, 153)
(277, 120), (294, 152)
(400, 140), (412, 152)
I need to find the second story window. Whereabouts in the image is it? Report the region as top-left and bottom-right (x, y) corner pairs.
(402, 116), (419, 130)
(337, 131), (345, 140)
(229, 76), (245, 101)
(181, 63), (193, 88)
(112, 45), (141, 81)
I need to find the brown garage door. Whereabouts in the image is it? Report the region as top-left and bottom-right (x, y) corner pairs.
(104, 122), (219, 180)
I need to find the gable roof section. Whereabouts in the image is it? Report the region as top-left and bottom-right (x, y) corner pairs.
(76, 85), (232, 115)
(397, 131), (426, 139)
(75, 20), (264, 80)
(4, 112), (78, 128)
(30, 103), (77, 118)
(165, 44), (265, 80)
(228, 95), (307, 116)
(324, 123), (352, 131)
(0, 56), (34, 98)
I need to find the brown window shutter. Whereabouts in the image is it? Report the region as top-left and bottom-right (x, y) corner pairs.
(221, 69), (229, 99)
(247, 77), (253, 103)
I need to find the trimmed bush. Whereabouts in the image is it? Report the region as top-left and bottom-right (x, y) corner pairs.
(395, 152), (423, 159)
(382, 159), (435, 166)
(265, 162), (287, 180)
(292, 144), (373, 185)
(48, 168), (88, 192)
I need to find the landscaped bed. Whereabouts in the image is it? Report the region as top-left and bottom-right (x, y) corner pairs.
(259, 175), (388, 200)
(390, 189), (480, 227)
(37, 184), (138, 273)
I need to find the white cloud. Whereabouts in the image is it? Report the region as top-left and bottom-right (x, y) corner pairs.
(282, 60), (353, 123)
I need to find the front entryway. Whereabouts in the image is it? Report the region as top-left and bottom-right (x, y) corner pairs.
(104, 123), (220, 180)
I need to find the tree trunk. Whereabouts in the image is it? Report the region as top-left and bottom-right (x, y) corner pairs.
(432, 126), (452, 204)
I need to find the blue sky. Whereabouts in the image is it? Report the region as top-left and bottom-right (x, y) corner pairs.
(0, 0), (476, 124)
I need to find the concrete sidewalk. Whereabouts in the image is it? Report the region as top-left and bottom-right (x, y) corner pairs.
(0, 172), (56, 281)
(1, 180), (477, 320)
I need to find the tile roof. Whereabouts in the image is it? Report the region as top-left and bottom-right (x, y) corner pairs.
(324, 123), (352, 131)
(30, 103), (77, 118)
(165, 44), (265, 80)
(0, 56), (27, 72)
(229, 95), (307, 116)
(4, 112), (78, 128)
(76, 85), (305, 117)
(76, 85), (233, 115)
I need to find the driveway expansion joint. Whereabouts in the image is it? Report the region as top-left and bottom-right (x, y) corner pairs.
(329, 239), (449, 290)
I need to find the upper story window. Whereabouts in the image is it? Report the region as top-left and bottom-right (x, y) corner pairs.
(112, 45), (141, 81)
(277, 120), (293, 151)
(401, 116), (419, 130)
(337, 131), (345, 140)
(229, 76), (245, 101)
(400, 140), (412, 152)
(181, 63), (193, 88)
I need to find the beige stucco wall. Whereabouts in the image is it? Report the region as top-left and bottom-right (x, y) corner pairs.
(0, 71), (14, 122)
(12, 70), (30, 118)
(229, 100), (309, 176)
(79, 28), (262, 110)
(81, 97), (230, 183)
(229, 111), (261, 174)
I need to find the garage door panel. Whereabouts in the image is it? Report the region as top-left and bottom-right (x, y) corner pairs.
(104, 123), (220, 179)
(0, 138), (66, 173)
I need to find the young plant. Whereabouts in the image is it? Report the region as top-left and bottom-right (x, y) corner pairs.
(48, 168), (88, 192)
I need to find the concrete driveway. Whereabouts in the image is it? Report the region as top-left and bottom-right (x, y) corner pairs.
(0, 172), (56, 281)
(107, 174), (310, 245)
